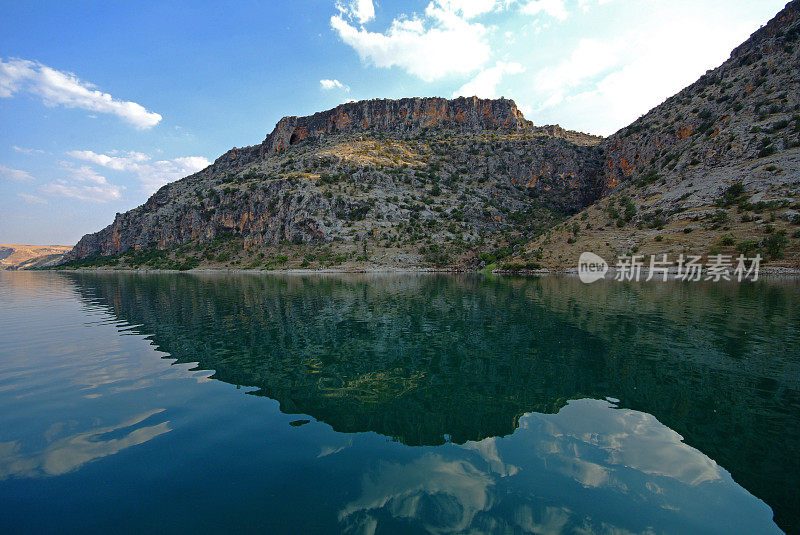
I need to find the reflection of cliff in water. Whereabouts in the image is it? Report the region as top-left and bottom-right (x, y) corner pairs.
(64, 272), (800, 530)
(68, 273), (595, 445)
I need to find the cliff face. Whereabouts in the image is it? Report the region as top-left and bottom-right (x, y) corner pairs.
(209, 97), (568, 171)
(262, 97), (532, 154)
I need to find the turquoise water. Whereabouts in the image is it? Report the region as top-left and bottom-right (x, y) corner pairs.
(0, 271), (798, 534)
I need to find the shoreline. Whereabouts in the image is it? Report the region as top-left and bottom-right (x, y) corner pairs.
(33, 265), (800, 278)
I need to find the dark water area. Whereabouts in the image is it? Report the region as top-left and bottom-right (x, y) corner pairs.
(0, 271), (798, 533)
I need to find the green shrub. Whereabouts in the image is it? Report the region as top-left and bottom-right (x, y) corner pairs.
(718, 182), (746, 206)
(736, 240), (760, 256)
(759, 144), (777, 158)
(764, 230), (788, 259)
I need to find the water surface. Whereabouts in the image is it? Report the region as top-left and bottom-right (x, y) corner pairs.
(0, 272), (798, 533)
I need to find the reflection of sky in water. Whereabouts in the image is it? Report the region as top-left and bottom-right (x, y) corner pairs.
(0, 272), (793, 534)
(339, 399), (779, 534)
(0, 410), (170, 479)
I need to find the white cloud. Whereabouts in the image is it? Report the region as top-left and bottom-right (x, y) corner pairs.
(138, 157), (212, 192)
(531, 13), (756, 135)
(330, 1), (493, 82)
(532, 38), (622, 108)
(65, 150), (150, 171)
(519, 0), (568, 20)
(0, 165), (35, 182)
(436, 0), (500, 19)
(17, 193), (48, 204)
(577, 0), (613, 12)
(12, 146), (44, 155)
(453, 60), (524, 98)
(66, 150), (211, 193)
(337, 0), (375, 24)
(41, 165), (123, 202)
(0, 58), (162, 129)
(320, 79), (350, 91)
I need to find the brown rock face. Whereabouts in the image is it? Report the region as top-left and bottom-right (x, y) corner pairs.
(205, 97), (538, 174)
(260, 96), (532, 156)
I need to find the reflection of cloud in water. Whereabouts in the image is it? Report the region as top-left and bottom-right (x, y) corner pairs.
(527, 399), (721, 488)
(339, 399), (776, 534)
(339, 453), (494, 534)
(461, 437), (519, 477)
(512, 505), (577, 535)
(0, 409), (170, 479)
(338, 453), (606, 535)
(318, 438), (353, 458)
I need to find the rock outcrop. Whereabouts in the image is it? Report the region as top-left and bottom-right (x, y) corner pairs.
(262, 97), (532, 154)
(209, 97), (581, 171)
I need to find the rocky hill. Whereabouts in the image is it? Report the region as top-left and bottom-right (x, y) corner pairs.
(63, 97), (603, 270)
(61, 1), (800, 272)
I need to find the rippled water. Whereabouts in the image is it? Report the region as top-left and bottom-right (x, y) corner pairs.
(0, 271), (798, 534)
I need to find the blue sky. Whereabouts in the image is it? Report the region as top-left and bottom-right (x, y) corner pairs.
(0, 0), (788, 244)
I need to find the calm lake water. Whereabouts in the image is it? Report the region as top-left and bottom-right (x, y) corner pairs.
(0, 271), (798, 534)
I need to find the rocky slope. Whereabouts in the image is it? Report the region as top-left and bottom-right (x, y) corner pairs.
(1, 244), (71, 270)
(62, 1), (800, 271)
(512, 0), (800, 270)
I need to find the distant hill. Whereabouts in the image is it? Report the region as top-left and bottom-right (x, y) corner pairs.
(60, 1), (800, 272)
(1, 244), (72, 270)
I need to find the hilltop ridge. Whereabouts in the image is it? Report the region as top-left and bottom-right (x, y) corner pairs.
(213, 97), (599, 171)
(1, 244), (71, 270)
